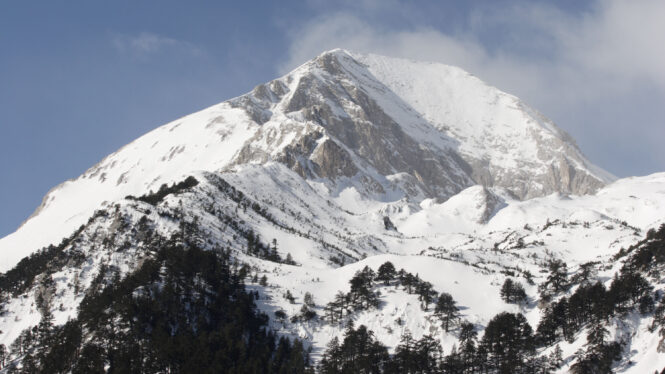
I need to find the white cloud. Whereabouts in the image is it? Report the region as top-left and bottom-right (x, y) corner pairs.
(112, 32), (203, 60)
(280, 0), (665, 176)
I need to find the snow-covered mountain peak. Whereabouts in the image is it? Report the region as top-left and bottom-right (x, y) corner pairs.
(0, 50), (619, 273)
(2, 50), (665, 373)
(1, 50), (614, 270)
(234, 49), (612, 199)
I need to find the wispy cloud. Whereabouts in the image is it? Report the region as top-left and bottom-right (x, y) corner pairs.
(280, 0), (665, 176)
(112, 32), (203, 60)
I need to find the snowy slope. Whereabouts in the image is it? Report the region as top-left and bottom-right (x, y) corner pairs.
(0, 104), (257, 271)
(1, 167), (663, 371)
(350, 51), (615, 197)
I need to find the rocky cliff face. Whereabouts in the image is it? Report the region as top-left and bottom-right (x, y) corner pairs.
(229, 49), (612, 202)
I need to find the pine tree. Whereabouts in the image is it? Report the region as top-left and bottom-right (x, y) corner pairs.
(414, 334), (442, 372)
(271, 238), (279, 260)
(323, 302), (337, 324)
(319, 337), (342, 374)
(458, 322), (478, 373)
(73, 272), (81, 295)
(481, 312), (535, 374)
(392, 331), (417, 372)
(651, 297), (665, 337)
(284, 290), (296, 304)
(435, 292), (460, 332)
(443, 345), (464, 373)
(0, 344), (6, 369)
(417, 282), (437, 310)
(35, 274), (55, 319)
(512, 282), (528, 305)
(376, 261), (396, 285)
(72, 344), (105, 374)
(548, 344), (563, 370)
(501, 278), (528, 305)
(304, 292), (315, 307)
(334, 291), (348, 320)
(546, 259), (569, 294)
(349, 267), (378, 310)
(577, 262), (598, 285)
(586, 319), (609, 356)
(297, 304), (317, 322)
(501, 278), (515, 302)
(571, 318), (621, 374)
(319, 324), (389, 374)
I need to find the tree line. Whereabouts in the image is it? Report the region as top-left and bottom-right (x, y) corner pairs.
(322, 261), (460, 332)
(1, 237), (312, 373)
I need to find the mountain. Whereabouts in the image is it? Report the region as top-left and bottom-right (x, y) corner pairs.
(0, 50), (663, 373)
(0, 49), (613, 272)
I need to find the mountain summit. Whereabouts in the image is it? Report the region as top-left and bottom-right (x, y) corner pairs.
(234, 49), (613, 200)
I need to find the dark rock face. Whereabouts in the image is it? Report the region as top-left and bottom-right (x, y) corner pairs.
(310, 139), (357, 179)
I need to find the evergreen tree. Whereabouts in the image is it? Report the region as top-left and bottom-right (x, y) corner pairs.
(72, 272), (81, 295)
(319, 337), (342, 374)
(417, 282), (437, 311)
(548, 344), (563, 371)
(376, 261), (396, 285)
(501, 278), (515, 302)
(323, 302), (337, 324)
(576, 262), (598, 285)
(304, 292), (315, 307)
(609, 271), (653, 314)
(458, 322), (478, 373)
(570, 318), (622, 374)
(501, 278), (528, 305)
(481, 312), (535, 374)
(414, 334), (443, 373)
(544, 259), (569, 294)
(386, 332), (443, 374)
(434, 292), (460, 332)
(318, 325), (389, 374)
(651, 297), (665, 338)
(0, 344), (6, 369)
(39, 320), (82, 373)
(285, 290), (296, 304)
(334, 291), (349, 321)
(349, 267), (378, 310)
(275, 309), (288, 322)
(389, 332), (417, 373)
(294, 304), (317, 322)
(536, 297), (573, 346)
(72, 344), (105, 374)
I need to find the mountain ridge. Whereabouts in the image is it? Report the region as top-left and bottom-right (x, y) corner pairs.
(1, 49), (613, 271)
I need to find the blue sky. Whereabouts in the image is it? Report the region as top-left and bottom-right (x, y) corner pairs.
(1, 0), (664, 237)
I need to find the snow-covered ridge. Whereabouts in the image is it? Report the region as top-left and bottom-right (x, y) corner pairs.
(1, 163), (663, 372)
(0, 50), (615, 269)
